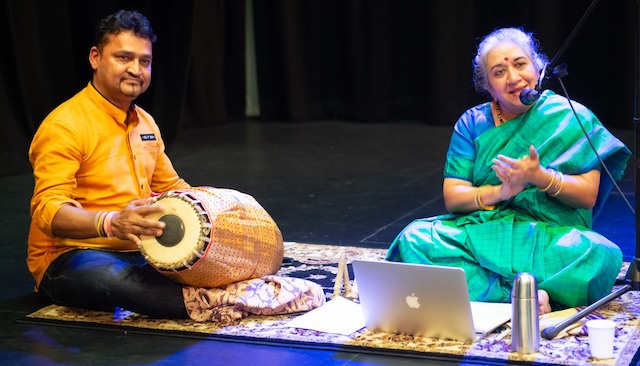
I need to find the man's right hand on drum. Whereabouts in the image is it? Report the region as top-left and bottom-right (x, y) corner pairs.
(51, 199), (167, 246)
(112, 199), (167, 245)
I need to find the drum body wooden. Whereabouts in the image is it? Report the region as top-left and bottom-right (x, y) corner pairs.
(140, 187), (284, 288)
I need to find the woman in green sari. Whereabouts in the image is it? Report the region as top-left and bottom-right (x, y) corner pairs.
(386, 27), (631, 314)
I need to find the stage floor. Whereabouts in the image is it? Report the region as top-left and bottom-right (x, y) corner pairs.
(1, 120), (636, 365)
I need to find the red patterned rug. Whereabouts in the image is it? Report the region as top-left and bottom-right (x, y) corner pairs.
(19, 243), (640, 365)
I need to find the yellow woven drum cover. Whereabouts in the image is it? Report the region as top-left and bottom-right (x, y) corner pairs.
(140, 187), (284, 288)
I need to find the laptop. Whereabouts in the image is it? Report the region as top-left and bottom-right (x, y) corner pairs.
(352, 259), (512, 342)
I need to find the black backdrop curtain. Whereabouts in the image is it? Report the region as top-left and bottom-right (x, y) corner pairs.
(253, 0), (634, 123)
(0, 0), (635, 177)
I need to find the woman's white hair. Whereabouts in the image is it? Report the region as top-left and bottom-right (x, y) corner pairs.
(472, 27), (549, 96)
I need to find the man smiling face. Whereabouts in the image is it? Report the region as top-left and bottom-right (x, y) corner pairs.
(89, 30), (153, 111)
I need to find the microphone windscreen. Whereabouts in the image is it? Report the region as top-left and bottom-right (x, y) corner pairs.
(520, 89), (540, 105)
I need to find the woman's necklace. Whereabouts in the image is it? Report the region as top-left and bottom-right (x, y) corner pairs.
(495, 100), (505, 125)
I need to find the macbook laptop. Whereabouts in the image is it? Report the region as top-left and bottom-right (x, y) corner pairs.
(352, 259), (512, 342)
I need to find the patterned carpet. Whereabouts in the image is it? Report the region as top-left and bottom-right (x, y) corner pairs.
(21, 243), (640, 365)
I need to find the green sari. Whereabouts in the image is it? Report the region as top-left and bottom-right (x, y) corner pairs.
(386, 91), (631, 307)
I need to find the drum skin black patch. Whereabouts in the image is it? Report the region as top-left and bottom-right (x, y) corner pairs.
(140, 134), (157, 141)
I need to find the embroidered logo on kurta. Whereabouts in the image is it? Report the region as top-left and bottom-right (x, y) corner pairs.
(140, 134), (157, 141)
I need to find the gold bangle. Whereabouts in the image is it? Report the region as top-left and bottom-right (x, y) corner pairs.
(539, 169), (556, 192)
(549, 172), (564, 197)
(94, 211), (106, 237)
(476, 186), (496, 211)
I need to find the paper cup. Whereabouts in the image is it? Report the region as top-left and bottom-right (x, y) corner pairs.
(586, 319), (616, 359)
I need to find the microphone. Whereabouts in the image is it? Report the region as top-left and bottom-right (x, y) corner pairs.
(520, 88), (540, 105)
(519, 62), (549, 105)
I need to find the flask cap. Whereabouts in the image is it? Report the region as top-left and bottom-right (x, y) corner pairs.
(512, 272), (538, 300)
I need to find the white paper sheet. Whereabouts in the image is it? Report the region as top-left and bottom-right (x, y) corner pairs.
(285, 296), (366, 336)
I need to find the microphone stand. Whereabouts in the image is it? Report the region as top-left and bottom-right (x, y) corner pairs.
(539, 0), (640, 340)
(540, 0), (601, 86)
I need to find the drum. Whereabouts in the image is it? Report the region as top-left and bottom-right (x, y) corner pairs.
(139, 187), (284, 288)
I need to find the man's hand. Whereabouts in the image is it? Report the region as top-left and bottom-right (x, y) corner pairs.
(110, 199), (166, 246)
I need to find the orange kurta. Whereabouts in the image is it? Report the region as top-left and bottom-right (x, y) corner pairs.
(28, 82), (190, 289)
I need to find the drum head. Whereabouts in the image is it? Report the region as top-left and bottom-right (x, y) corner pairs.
(140, 193), (210, 271)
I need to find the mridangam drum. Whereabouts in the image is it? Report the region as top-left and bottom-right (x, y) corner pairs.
(139, 187), (284, 288)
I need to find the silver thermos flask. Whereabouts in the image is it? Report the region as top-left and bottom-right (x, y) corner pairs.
(511, 273), (540, 353)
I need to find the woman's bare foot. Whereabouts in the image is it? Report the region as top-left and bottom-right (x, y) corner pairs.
(538, 289), (551, 314)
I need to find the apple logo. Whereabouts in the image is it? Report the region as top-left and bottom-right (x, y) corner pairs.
(405, 293), (420, 309)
